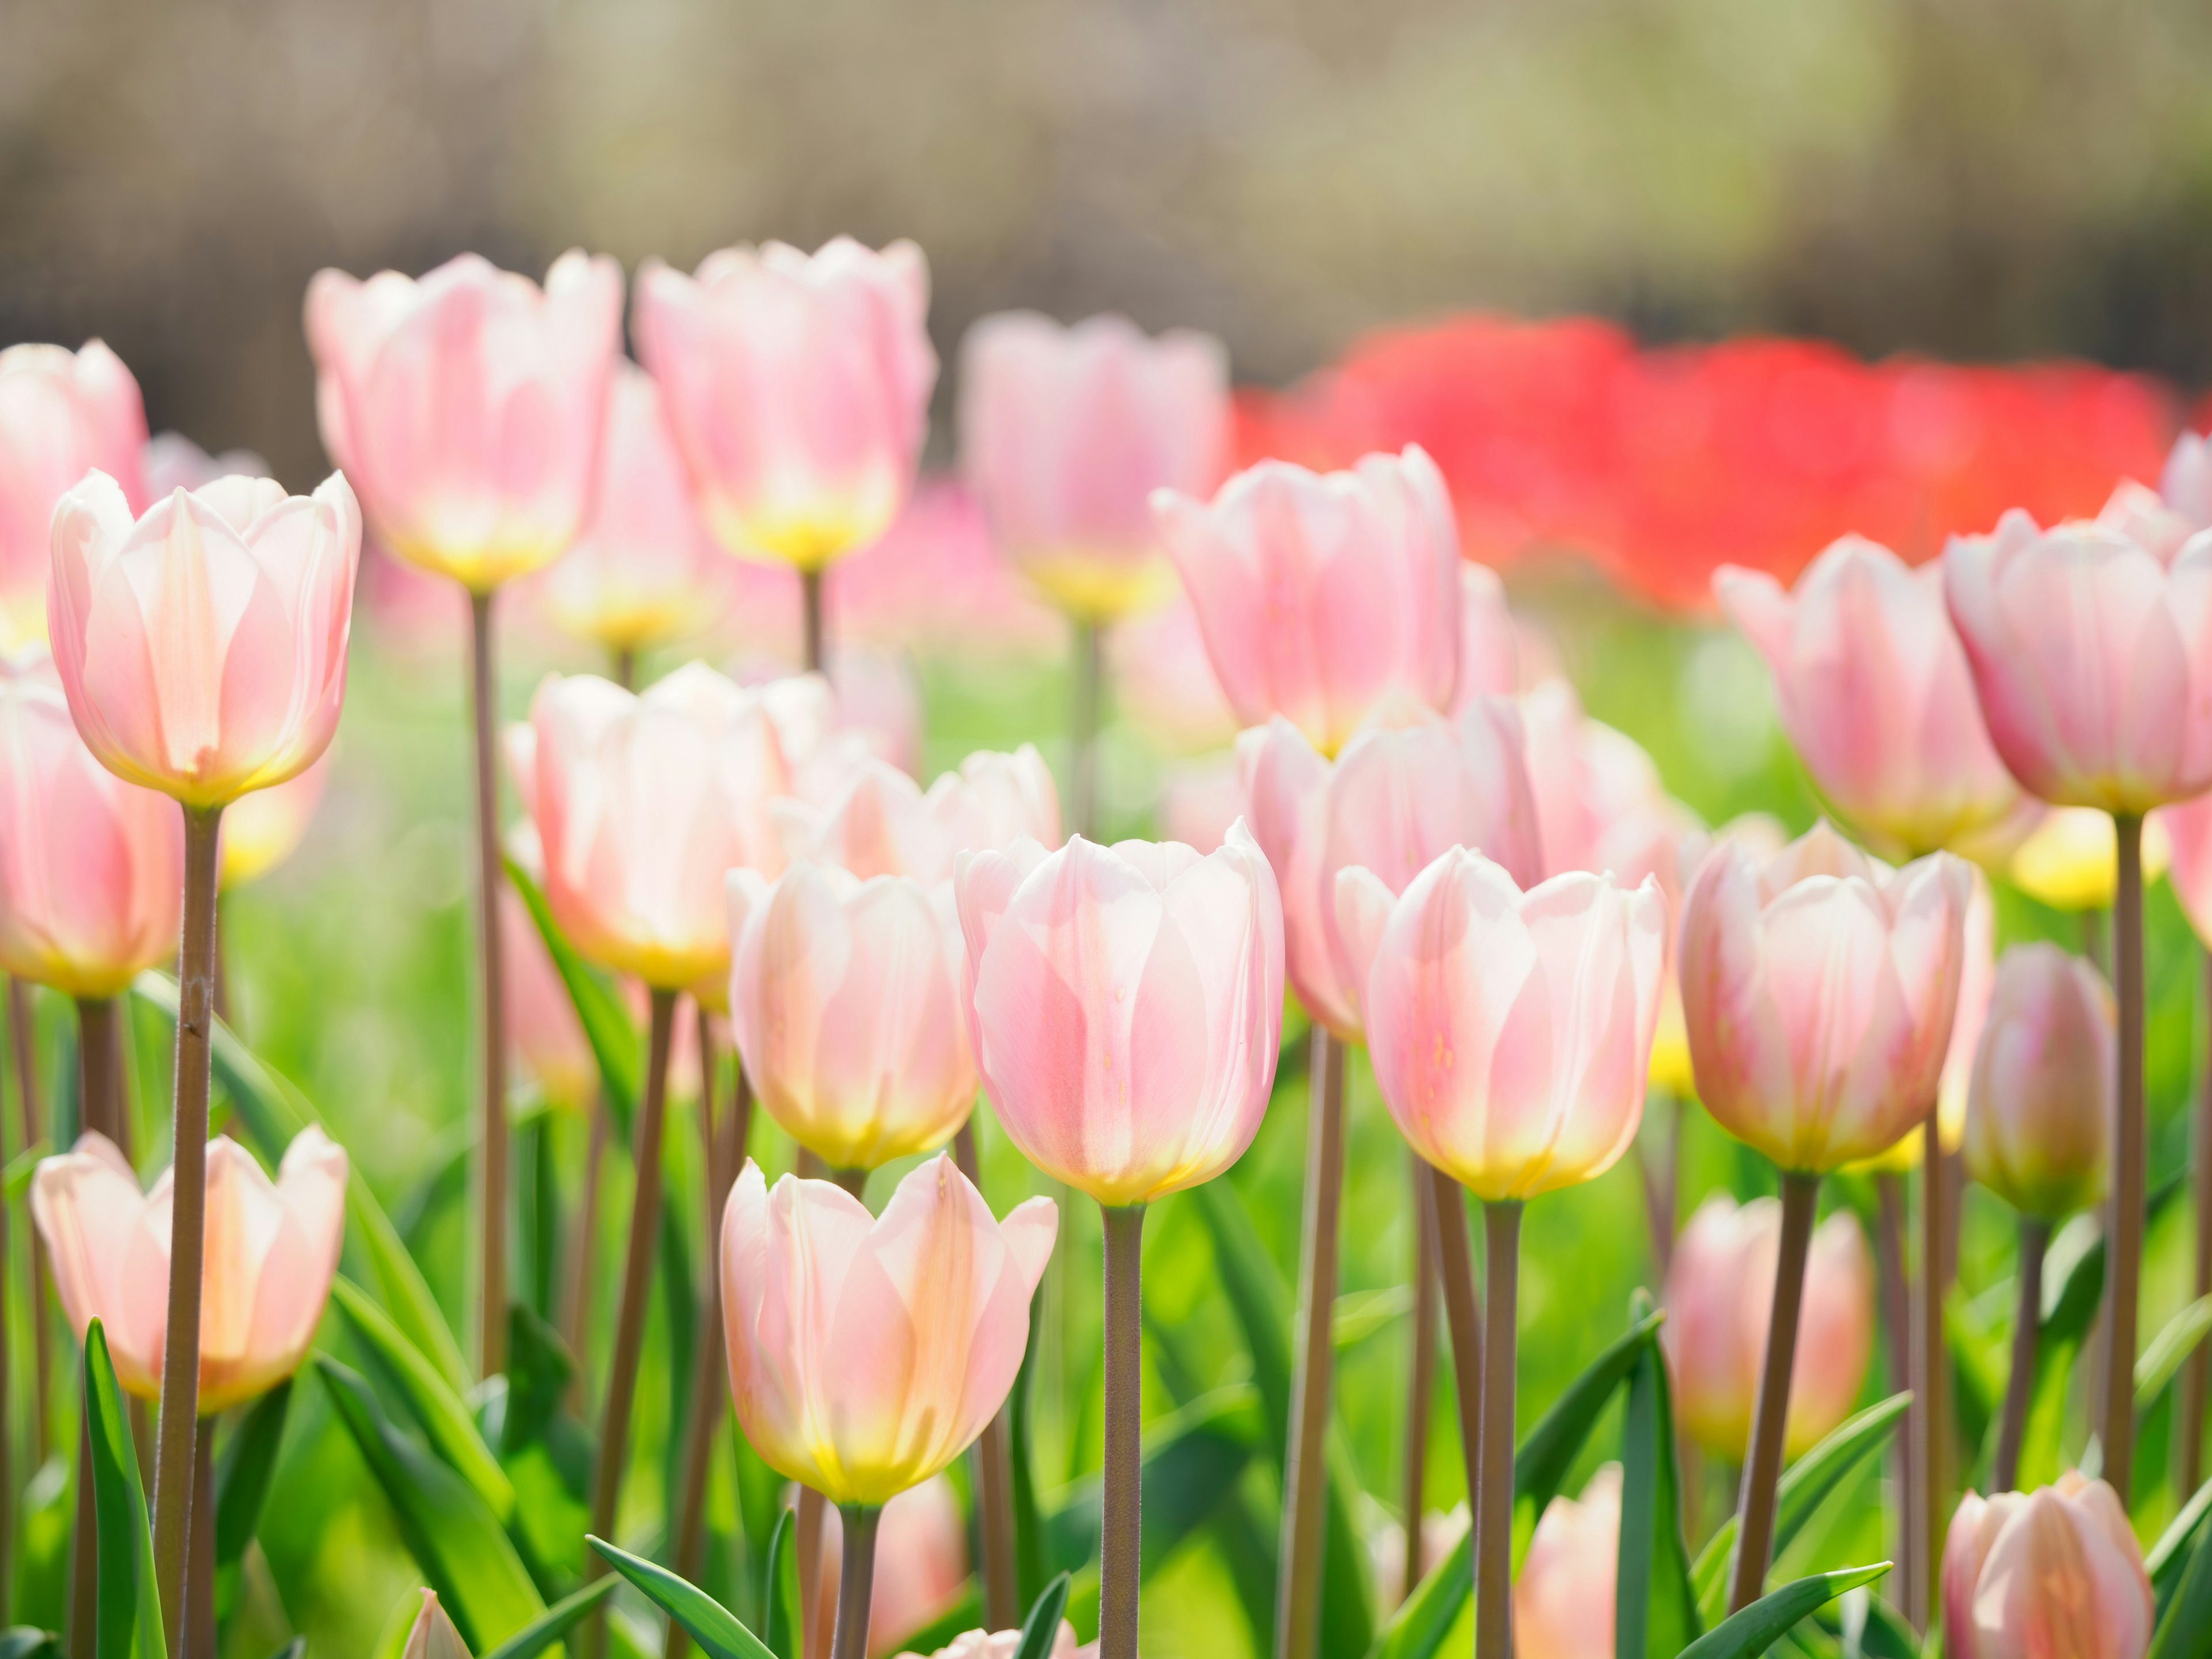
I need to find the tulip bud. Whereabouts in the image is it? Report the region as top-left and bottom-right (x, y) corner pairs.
(895, 1627), (1077, 1659)
(1963, 945), (2113, 1221)
(400, 1592), (471, 1659)
(1513, 1467), (1620, 1659)
(1942, 1476), (2152, 1659)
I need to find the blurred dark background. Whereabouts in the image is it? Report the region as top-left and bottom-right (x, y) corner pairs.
(7, 0), (2212, 485)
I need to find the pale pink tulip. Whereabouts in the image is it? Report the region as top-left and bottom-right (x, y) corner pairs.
(529, 662), (794, 988)
(1718, 538), (2033, 857)
(1935, 870), (1997, 1150)
(0, 657), (180, 997)
(1447, 564), (1522, 714)
(1677, 822), (1974, 1172)
(721, 1155), (1056, 1505)
(48, 471), (361, 808)
(784, 748), (1061, 885)
(636, 238), (935, 571)
(219, 751), (329, 890)
(2160, 790), (2212, 945)
(1944, 507), (2212, 813)
(955, 827), (1283, 1207)
(1963, 945), (2113, 1221)
(960, 312), (1229, 622)
(819, 1476), (972, 1658)
(1109, 597), (1241, 756)
(31, 1126), (346, 1410)
(536, 362), (730, 652)
(1518, 678), (1695, 884)
(1153, 447), (1461, 757)
(895, 1627), (1077, 1659)
(1513, 1467), (1620, 1659)
(399, 1591), (469, 1659)
(1942, 1476), (2152, 1659)
(501, 887), (596, 1113)
(1355, 849), (1665, 1202)
(2162, 432), (2212, 531)
(142, 433), (268, 498)
(1244, 696), (1541, 1040)
(305, 251), (623, 592)
(1662, 1195), (1873, 1459)
(0, 342), (147, 654)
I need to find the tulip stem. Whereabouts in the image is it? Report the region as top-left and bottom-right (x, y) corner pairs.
(187, 1411), (215, 1659)
(2107, 811), (2146, 1502)
(2184, 940), (2212, 1496)
(1473, 1200), (1520, 1659)
(830, 1504), (880, 1659)
(1070, 620), (1103, 839)
(1915, 1113), (1950, 1624)
(581, 986), (678, 1659)
(1426, 1164), (1483, 1502)
(12, 977), (51, 1457)
(1728, 1169), (1818, 1615)
(563, 1090), (608, 1414)
(1993, 1215), (2050, 1493)
(1100, 1202), (1146, 1659)
(1277, 1029), (1346, 1659)
(470, 587), (510, 1381)
(953, 1121), (1022, 1631)
(802, 570), (827, 677)
(75, 995), (124, 1153)
(1873, 1171), (1917, 1624)
(1400, 1155), (1439, 1607)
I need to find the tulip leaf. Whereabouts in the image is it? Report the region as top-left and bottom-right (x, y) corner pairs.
(1807, 1588), (1918, 1659)
(316, 1358), (547, 1656)
(481, 1581), (619, 1659)
(2151, 1479), (2212, 1626)
(0, 1631), (60, 1659)
(2018, 1216), (2105, 1491)
(2150, 1488), (2212, 1659)
(1015, 1574), (1071, 1659)
(213, 1378), (292, 1623)
(83, 1320), (164, 1659)
(1616, 1297), (1700, 1659)
(761, 1509), (801, 1659)
(2138, 1296), (2212, 1412)
(1675, 1564), (1889, 1659)
(505, 859), (641, 1124)
(588, 1536), (778, 1659)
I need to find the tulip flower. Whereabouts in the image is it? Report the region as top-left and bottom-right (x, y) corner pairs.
(1717, 537), (2033, 858)
(400, 1590), (469, 1659)
(895, 1628), (1077, 1659)
(960, 310), (1229, 623)
(1157, 755), (1246, 854)
(1942, 1476), (2152, 1659)
(1153, 446), (1462, 758)
(785, 748), (1062, 884)
(1662, 1196), (1873, 1461)
(1449, 565), (1522, 713)
(1513, 1467), (1620, 1659)
(141, 433), (267, 500)
(0, 340), (148, 656)
(1109, 597), (1241, 756)
(500, 887), (595, 1114)
(817, 1476), (972, 1659)
(218, 752), (329, 891)
(2164, 431), (2212, 531)
(31, 1127), (346, 1411)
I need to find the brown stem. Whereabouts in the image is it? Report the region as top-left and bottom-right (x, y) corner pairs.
(151, 802), (222, 1653)
(563, 1089), (609, 1415)
(1914, 1115), (1953, 1628)
(802, 569), (826, 677)
(1728, 1169), (1819, 1615)
(471, 588), (510, 1380)
(611, 646), (637, 692)
(1474, 1200), (1520, 1659)
(579, 987), (678, 1659)
(2107, 812), (2145, 1502)
(1400, 1155), (1438, 1607)
(12, 978), (51, 1458)
(830, 1504), (881, 1659)
(1874, 1172), (1918, 1624)
(1638, 1092), (1680, 1282)
(1100, 1203), (1146, 1659)
(185, 1411), (215, 1659)
(1070, 620), (1103, 840)
(1425, 1163), (1483, 1502)
(1993, 1216), (2050, 1493)
(2186, 939), (2212, 1496)
(953, 1121), (1021, 1631)
(1276, 1030), (1345, 1659)
(76, 996), (124, 1153)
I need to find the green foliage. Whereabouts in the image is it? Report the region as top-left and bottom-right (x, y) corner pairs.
(759, 1510), (801, 1659)
(505, 859), (641, 1123)
(1015, 1575), (1072, 1659)
(82, 1321), (163, 1659)
(1616, 1298), (1699, 1659)
(215, 1380), (294, 1623)
(1676, 1566), (1891, 1659)
(482, 1581), (619, 1659)
(586, 1537), (778, 1659)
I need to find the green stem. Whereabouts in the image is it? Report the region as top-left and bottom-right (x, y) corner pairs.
(954, 1122), (1021, 1631)
(562, 1090), (608, 1415)
(830, 1505), (881, 1659)
(1874, 1172), (1916, 1622)
(470, 587), (509, 1379)
(1277, 1029), (1346, 1659)
(1918, 1114), (1950, 1622)
(1426, 1164), (1483, 1502)
(1728, 1170), (1819, 1614)
(1993, 1215), (2049, 1492)
(12, 978), (51, 1460)
(1100, 1203), (1146, 1659)
(1474, 1200), (1520, 1659)
(1400, 1154), (1438, 1607)
(2107, 810), (2145, 1500)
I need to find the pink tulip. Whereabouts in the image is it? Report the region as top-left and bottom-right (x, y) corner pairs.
(48, 471), (361, 809)
(1153, 447), (1461, 757)
(635, 238), (936, 571)
(1448, 564), (1522, 714)
(1677, 821), (1974, 1172)
(1935, 870), (1997, 1150)
(785, 748), (1061, 885)
(955, 827), (1283, 1207)
(31, 1126), (347, 1411)
(1243, 696), (1541, 1040)
(0, 657), (181, 997)
(1157, 753), (1247, 855)
(1942, 1476), (2152, 1659)
(960, 311), (1229, 622)
(305, 251), (623, 592)
(1518, 678), (1695, 883)
(819, 1476), (973, 1658)
(2162, 789), (2212, 949)
(1355, 849), (1664, 1200)
(1109, 597), (1242, 756)
(529, 662), (794, 989)
(1662, 1195), (1874, 1459)
(1944, 507), (2212, 813)
(2163, 432), (2212, 532)
(0, 342), (148, 656)
(726, 863), (976, 1170)
(142, 434), (268, 498)
(1718, 537), (2033, 857)
(721, 1154), (1055, 1504)
(500, 887), (596, 1113)
(219, 751), (329, 890)
(895, 1628), (1077, 1659)
(536, 362), (731, 653)
(1512, 1466), (1620, 1659)
(1962, 945), (2113, 1221)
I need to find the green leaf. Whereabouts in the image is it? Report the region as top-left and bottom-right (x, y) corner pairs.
(261, 1641), (305, 1659)
(481, 1581), (619, 1659)
(762, 1509), (801, 1659)
(1015, 1574), (1071, 1659)
(82, 1321), (163, 1659)
(316, 1358), (546, 1655)
(1616, 1299), (1700, 1659)
(1010, 1291), (1049, 1611)
(1814, 1589), (1919, 1659)
(2153, 1480), (2212, 1630)
(506, 860), (640, 1125)
(1046, 1387), (1263, 1577)
(0, 1631), (60, 1659)
(2150, 1492), (2212, 1659)
(213, 1379), (292, 1622)
(1676, 1565), (1890, 1659)
(588, 1536), (778, 1659)
(2138, 1296), (2212, 1412)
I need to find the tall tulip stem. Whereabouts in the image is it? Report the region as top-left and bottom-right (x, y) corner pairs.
(1277, 1029), (1347, 1659)
(187, 1412), (216, 1659)
(1100, 1202), (1146, 1659)
(1728, 1169), (1819, 1615)
(1916, 1114), (1951, 1618)
(802, 569), (826, 676)
(1873, 1172), (1918, 1622)
(1474, 1199), (1520, 1659)
(75, 996), (124, 1152)
(953, 1122), (1021, 1630)
(2186, 940), (2212, 1494)
(151, 801), (223, 1653)
(1400, 1156), (1438, 1606)
(1993, 1215), (2050, 1492)
(1070, 620), (1103, 839)
(469, 587), (510, 1380)
(11, 978), (50, 1456)
(830, 1504), (881, 1659)
(2107, 810), (2146, 1500)
(562, 1092), (608, 1413)
(1426, 1164), (1483, 1499)
(581, 986), (677, 1659)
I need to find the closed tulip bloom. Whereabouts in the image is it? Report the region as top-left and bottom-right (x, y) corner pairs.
(1153, 446), (1461, 757)
(1678, 822), (1974, 1173)
(1355, 849), (1666, 1202)
(305, 251), (624, 591)
(960, 311), (1229, 622)
(530, 662), (793, 989)
(1662, 1195), (1874, 1459)
(1513, 1466), (1620, 1659)
(219, 752), (329, 890)
(955, 827), (1284, 1207)
(399, 1591), (469, 1659)
(501, 888), (596, 1113)
(1717, 537), (2030, 857)
(1943, 1476), (2152, 1659)
(1518, 678), (1696, 883)
(789, 747), (1061, 884)
(1243, 696), (1541, 1040)
(0, 659), (180, 997)
(142, 433), (268, 499)
(721, 1154), (1056, 1505)
(0, 341), (148, 655)
(1963, 945), (2114, 1221)
(31, 1126), (347, 1411)
(1944, 508), (2212, 813)
(896, 1628), (1077, 1659)
(48, 471), (361, 808)
(819, 1476), (972, 1658)
(2164, 432), (2212, 531)
(636, 238), (936, 571)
